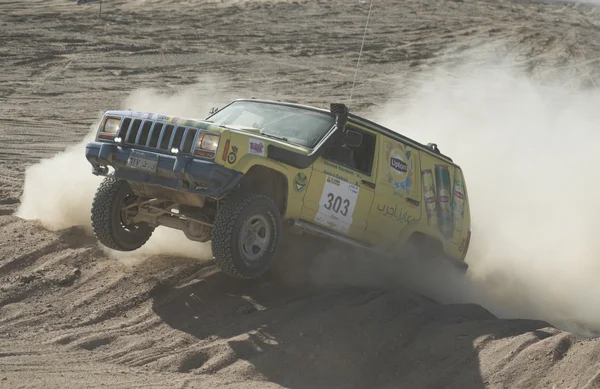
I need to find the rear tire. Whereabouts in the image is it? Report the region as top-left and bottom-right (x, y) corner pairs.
(211, 193), (283, 279)
(91, 177), (154, 251)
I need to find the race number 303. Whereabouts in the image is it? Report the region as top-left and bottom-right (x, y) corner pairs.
(323, 192), (350, 216)
(315, 176), (359, 233)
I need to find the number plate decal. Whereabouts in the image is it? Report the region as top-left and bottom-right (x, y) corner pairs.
(126, 151), (158, 173)
(315, 175), (359, 233)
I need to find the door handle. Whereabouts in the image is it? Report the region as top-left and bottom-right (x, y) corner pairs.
(361, 180), (376, 189)
(406, 197), (420, 206)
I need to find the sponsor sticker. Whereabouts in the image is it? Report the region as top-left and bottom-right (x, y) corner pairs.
(386, 144), (413, 195)
(227, 152), (237, 164)
(326, 175), (341, 186)
(294, 172), (308, 192)
(249, 138), (265, 156)
(227, 145), (238, 164)
(390, 157), (407, 172)
(439, 190), (450, 203)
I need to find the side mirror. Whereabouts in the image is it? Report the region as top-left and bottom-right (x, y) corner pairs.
(343, 129), (363, 147)
(330, 103), (349, 133)
(208, 107), (219, 116)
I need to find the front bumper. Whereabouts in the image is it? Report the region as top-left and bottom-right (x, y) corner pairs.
(85, 142), (242, 198)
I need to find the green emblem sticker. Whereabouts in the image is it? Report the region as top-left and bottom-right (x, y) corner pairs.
(294, 172), (308, 192)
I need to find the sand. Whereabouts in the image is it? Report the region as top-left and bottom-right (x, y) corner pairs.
(2, 0), (600, 388)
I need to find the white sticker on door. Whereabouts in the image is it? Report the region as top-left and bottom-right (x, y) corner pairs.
(314, 175), (359, 233)
(249, 138), (265, 156)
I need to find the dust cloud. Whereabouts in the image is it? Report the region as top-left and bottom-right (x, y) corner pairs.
(16, 74), (234, 262)
(16, 128), (105, 231)
(371, 48), (600, 335)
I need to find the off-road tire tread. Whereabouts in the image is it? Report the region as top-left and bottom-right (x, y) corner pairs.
(211, 193), (281, 279)
(91, 177), (153, 251)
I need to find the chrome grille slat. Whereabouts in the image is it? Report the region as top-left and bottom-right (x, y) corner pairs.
(138, 121), (152, 145)
(159, 125), (174, 150)
(168, 125), (184, 150)
(175, 126), (186, 149)
(145, 121), (158, 147)
(183, 128), (198, 153)
(125, 119), (142, 144)
(166, 129), (176, 150)
(117, 118), (132, 139)
(149, 122), (163, 148)
(117, 117), (126, 136)
(135, 120), (147, 145)
(122, 118), (134, 140)
(134, 120), (144, 144)
(180, 127), (191, 150)
(156, 124), (167, 150)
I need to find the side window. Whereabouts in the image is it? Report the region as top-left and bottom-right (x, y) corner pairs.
(323, 125), (376, 176)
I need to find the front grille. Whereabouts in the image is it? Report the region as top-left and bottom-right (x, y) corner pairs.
(116, 117), (200, 154)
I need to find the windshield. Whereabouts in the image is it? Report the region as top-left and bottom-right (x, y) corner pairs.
(207, 100), (336, 148)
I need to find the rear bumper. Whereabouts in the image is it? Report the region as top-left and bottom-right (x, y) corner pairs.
(85, 142), (242, 198)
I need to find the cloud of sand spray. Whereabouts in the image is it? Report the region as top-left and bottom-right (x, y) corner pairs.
(367, 53), (600, 334)
(16, 127), (105, 231)
(17, 75), (236, 262)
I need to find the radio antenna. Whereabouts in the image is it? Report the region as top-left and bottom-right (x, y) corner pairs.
(348, 0), (374, 108)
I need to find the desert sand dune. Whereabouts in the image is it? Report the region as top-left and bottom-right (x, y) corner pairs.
(2, 0), (600, 388)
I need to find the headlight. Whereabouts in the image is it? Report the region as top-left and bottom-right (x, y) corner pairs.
(103, 118), (120, 134)
(193, 133), (219, 158)
(98, 117), (121, 140)
(198, 134), (219, 151)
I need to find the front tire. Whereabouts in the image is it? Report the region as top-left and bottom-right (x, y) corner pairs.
(211, 193), (283, 279)
(91, 177), (154, 251)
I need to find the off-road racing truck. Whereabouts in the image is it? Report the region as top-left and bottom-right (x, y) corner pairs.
(86, 99), (471, 279)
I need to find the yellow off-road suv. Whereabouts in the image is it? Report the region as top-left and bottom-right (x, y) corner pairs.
(86, 99), (471, 279)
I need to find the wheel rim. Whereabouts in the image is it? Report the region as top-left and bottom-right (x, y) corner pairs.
(239, 214), (272, 261)
(119, 194), (142, 232)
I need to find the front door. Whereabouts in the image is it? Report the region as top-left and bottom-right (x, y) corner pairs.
(300, 124), (378, 241)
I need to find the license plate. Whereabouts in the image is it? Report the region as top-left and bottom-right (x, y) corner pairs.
(127, 152), (158, 172)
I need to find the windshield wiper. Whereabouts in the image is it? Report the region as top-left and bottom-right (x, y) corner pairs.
(260, 132), (288, 142)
